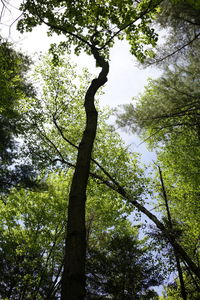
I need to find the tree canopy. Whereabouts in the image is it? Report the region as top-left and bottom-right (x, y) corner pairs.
(16, 1), (166, 298)
(18, 0), (160, 60)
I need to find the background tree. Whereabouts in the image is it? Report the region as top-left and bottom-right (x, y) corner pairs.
(116, 34), (200, 298)
(159, 273), (200, 300)
(146, 0), (200, 64)
(86, 224), (162, 300)
(0, 37), (38, 193)
(0, 168), (163, 299)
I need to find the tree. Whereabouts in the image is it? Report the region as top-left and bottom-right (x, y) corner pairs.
(0, 173), (67, 299)
(18, 50), (199, 298)
(0, 37), (37, 193)
(86, 224), (162, 299)
(17, 1), (163, 298)
(116, 43), (200, 294)
(159, 273), (200, 300)
(116, 46), (200, 141)
(13, 2), (200, 293)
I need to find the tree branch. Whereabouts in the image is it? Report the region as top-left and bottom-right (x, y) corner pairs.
(30, 1), (91, 48)
(52, 113), (123, 192)
(148, 32), (200, 66)
(99, 0), (163, 50)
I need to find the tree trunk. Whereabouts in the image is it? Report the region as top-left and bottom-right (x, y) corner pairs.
(158, 166), (187, 300)
(61, 47), (109, 300)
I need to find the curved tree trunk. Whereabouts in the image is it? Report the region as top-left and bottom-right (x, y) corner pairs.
(61, 47), (109, 300)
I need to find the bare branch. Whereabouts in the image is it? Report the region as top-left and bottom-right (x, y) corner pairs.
(147, 32), (200, 66)
(8, 12), (23, 37)
(0, 0), (10, 22)
(0, 0), (24, 37)
(52, 115), (79, 150)
(178, 17), (200, 27)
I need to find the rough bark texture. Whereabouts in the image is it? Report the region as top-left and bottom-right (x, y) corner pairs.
(61, 47), (109, 300)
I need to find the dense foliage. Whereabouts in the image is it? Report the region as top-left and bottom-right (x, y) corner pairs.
(146, 0), (200, 64)
(18, 0), (161, 61)
(0, 172), (162, 299)
(0, 37), (37, 192)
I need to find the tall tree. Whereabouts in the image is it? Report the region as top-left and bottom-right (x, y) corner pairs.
(116, 45), (200, 293)
(17, 1), (162, 298)
(116, 47), (200, 139)
(23, 52), (200, 281)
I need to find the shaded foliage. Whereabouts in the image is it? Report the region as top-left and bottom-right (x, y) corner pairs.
(147, 0), (200, 64)
(86, 230), (162, 299)
(0, 173), (162, 299)
(0, 37), (37, 192)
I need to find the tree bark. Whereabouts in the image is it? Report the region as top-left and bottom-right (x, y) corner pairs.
(61, 47), (109, 300)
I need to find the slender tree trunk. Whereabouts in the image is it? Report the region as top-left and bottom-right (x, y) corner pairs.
(158, 166), (187, 300)
(61, 47), (109, 300)
(175, 255), (187, 300)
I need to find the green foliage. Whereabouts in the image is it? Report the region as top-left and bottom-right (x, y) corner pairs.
(124, 52), (200, 265)
(18, 0), (161, 61)
(117, 48), (200, 145)
(0, 172), (67, 299)
(86, 224), (162, 299)
(116, 44), (200, 291)
(0, 48), (161, 297)
(159, 273), (200, 300)
(0, 38), (33, 118)
(148, 0), (200, 64)
(0, 170), (160, 299)
(0, 37), (37, 192)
